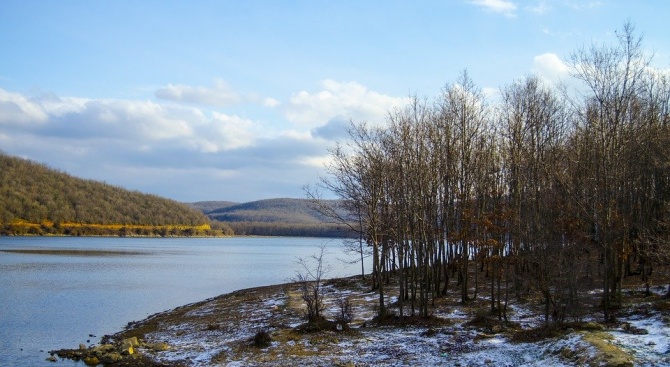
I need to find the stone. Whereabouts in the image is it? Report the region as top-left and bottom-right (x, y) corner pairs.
(46, 355), (58, 362)
(491, 325), (502, 333)
(629, 327), (648, 335)
(119, 342), (134, 355)
(584, 322), (605, 331)
(122, 336), (140, 347)
(91, 344), (114, 354)
(146, 342), (169, 352)
(99, 352), (122, 364)
(83, 356), (100, 366)
(79, 343), (87, 350)
(622, 322), (648, 335)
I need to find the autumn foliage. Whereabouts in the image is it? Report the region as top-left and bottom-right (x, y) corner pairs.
(0, 153), (231, 236)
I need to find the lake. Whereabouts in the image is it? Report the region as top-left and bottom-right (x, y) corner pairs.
(0, 236), (365, 367)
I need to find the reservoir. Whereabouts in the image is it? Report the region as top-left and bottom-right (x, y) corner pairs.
(0, 236), (364, 366)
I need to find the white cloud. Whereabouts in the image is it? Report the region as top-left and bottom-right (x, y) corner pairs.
(482, 87), (501, 100)
(203, 112), (259, 151)
(469, 0), (517, 17)
(533, 53), (570, 84)
(0, 86), (361, 202)
(284, 79), (409, 128)
(155, 79), (242, 107)
(263, 97), (280, 108)
(564, 1), (602, 11)
(0, 88), (265, 155)
(50, 98), (197, 142)
(526, 0), (551, 14)
(646, 66), (670, 79)
(0, 88), (49, 125)
(298, 154), (333, 168)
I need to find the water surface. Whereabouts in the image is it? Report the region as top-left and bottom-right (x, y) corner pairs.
(0, 236), (361, 366)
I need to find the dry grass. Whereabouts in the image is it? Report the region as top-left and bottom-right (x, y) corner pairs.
(582, 331), (635, 367)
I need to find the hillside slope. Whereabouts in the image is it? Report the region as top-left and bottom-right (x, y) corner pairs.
(189, 201), (239, 214)
(205, 198), (338, 223)
(196, 198), (355, 238)
(0, 153), (220, 236)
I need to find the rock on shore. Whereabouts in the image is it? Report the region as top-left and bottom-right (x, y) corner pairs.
(49, 336), (172, 366)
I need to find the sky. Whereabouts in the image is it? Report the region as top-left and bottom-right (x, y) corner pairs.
(1, 1), (669, 203)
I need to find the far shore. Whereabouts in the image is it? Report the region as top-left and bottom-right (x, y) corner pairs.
(0, 248), (148, 256)
(0, 234), (327, 239)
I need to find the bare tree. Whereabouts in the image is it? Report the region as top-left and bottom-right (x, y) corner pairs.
(314, 21), (670, 327)
(294, 244), (330, 322)
(499, 75), (569, 323)
(319, 121), (391, 317)
(439, 70), (490, 303)
(567, 21), (651, 321)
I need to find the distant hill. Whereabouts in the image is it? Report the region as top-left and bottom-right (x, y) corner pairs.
(192, 198), (355, 238)
(189, 201), (239, 214)
(204, 198), (339, 223)
(0, 153), (229, 236)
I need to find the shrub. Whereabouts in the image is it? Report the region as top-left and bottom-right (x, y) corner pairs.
(293, 245), (329, 323)
(253, 330), (272, 348)
(336, 296), (354, 328)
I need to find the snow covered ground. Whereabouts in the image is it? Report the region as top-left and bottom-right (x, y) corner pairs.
(610, 314), (670, 366)
(125, 279), (670, 367)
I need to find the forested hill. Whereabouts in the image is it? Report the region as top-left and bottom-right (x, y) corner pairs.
(190, 198), (354, 237)
(194, 198), (338, 223)
(0, 153), (221, 236)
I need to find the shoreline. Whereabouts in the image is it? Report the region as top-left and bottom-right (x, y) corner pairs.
(49, 276), (670, 366)
(0, 248), (148, 256)
(0, 234), (332, 239)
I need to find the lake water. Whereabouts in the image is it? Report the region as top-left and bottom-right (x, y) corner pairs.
(0, 236), (364, 367)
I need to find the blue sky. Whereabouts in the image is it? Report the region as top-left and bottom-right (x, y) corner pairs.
(1, 1), (669, 203)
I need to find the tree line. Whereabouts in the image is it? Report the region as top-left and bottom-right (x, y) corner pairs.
(318, 23), (670, 324)
(203, 198), (355, 238)
(228, 221), (352, 238)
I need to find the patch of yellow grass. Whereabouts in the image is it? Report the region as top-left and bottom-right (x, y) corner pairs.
(581, 331), (635, 367)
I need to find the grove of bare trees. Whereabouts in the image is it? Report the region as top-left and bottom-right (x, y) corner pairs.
(318, 22), (670, 324)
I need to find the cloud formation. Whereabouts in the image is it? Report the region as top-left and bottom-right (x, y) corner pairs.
(311, 116), (351, 141)
(469, 0), (517, 17)
(0, 88), (263, 154)
(564, 1), (603, 11)
(526, 0), (551, 15)
(155, 79), (242, 107)
(0, 89), (49, 125)
(532, 53), (570, 84)
(0, 79), (405, 201)
(284, 79), (409, 128)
